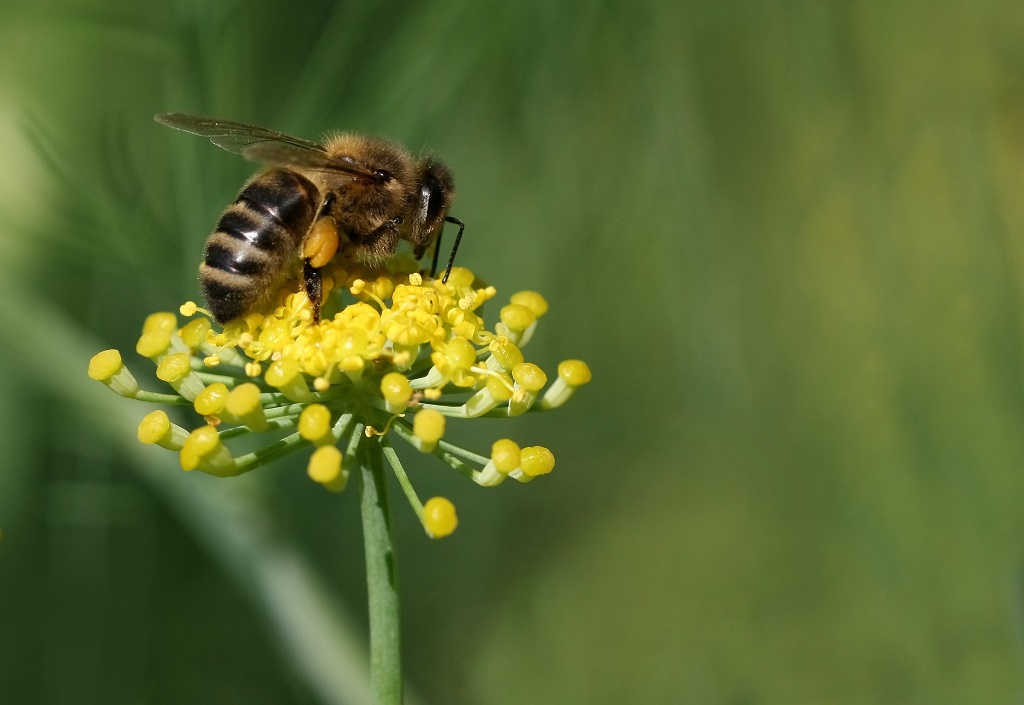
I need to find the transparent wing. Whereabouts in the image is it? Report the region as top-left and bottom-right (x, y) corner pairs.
(241, 141), (374, 177)
(154, 113), (375, 178)
(154, 113), (324, 153)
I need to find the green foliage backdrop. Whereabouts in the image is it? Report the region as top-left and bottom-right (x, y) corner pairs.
(2, 1), (1024, 704)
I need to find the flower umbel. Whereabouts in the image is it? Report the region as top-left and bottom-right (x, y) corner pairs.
(90, 259), (590, 538)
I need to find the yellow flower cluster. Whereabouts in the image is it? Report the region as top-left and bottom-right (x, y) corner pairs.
(89, 261), (591, 538)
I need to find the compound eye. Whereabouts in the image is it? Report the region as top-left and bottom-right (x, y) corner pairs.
(424, 179), (446, 223)
(374, 169), (392, 182)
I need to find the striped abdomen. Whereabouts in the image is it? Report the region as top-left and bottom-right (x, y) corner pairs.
(200, 169), (319, 323)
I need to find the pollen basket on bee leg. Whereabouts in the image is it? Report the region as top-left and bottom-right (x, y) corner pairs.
(303, 218), (340, 269)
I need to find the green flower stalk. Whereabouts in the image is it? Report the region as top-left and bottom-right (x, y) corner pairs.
(89, 257), (591, 704)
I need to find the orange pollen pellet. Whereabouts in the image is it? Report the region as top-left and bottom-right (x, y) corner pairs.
(304, 218), (340, 268)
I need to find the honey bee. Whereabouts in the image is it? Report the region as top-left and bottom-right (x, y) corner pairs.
(155, 113), (464, 324)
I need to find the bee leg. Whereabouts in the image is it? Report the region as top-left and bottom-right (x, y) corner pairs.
(441, 216), (465, 283)
(303, 261), (323, 324)
(350, 217), (403, 265)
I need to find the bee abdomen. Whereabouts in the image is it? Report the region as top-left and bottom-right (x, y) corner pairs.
(200, 169), (318, 323)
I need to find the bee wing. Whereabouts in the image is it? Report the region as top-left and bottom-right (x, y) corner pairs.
(155, 113), (324, 153)
(154, 113), (376, 179)
(240, 142), (376, 178)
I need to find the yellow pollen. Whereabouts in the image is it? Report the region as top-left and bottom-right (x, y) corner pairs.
(304, 218), (339, 268)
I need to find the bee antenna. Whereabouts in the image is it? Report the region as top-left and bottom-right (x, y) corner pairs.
(440, 217), (465, 284)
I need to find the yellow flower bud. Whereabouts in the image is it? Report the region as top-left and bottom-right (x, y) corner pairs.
(137, 410), (188, 450)
(265, 358), (314, 401)
(412, 409), (445, 451)
(423, 497), (458, 538)
(179, 317), (212, 350)
(510, 291), (548, 317)
(499, 303), (536, 332)
(488, 337), (524, 369)
(512, 363), (547, 392)
(136, 329), (173, 360)
(180, 425), (237, 476)
(226, 383), (269, 431)
(142, 311), (178, 334)
(380, 372), (413, 412)
(520, 446), (555, 477)
(491, 439), (521, 474)
(299, 404), (333, 444)
(193, 382), (229, 417)
(88, 349), (140, 398)
(558, 360), (592, 387)
(307, 446), (347, 492)
(156, 353), (205, 401)
(156, 353), (191, 383)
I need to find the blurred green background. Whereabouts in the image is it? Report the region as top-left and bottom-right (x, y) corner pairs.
(2, 1), (1024, 703)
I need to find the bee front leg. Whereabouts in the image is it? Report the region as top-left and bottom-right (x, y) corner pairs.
(302, 261), (323, 324)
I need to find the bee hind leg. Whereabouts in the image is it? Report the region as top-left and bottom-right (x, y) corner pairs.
(302, 261), (323, 324)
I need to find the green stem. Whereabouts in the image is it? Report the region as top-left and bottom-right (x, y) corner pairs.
(381, 439), (424, 520)
(231, 431), (305, 474)
(132, 390), (194, 405)
(358, 438), (403, 705)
